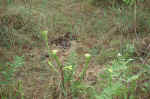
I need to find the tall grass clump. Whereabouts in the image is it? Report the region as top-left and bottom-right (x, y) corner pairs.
(41, 30), (100, 98)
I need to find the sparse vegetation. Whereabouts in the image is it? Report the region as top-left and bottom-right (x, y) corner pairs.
(0, 0), (150, 99)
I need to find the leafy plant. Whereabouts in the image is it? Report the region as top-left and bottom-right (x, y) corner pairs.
(0, 56), (24, 99)
(42, 30), (94, 98)
(50, 50), (92, 98)
(98, 47), (150, 98)
(0, 55), (24, 85)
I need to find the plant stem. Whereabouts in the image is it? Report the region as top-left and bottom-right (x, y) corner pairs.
(53, 55), (65, 97)
(134, 0), (138, 40)
(79, 57), (91, 80)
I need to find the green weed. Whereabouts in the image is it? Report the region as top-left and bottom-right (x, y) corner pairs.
(42, 30), (94, 98)
(0, 56), (24, 98)
(98, 47), (150, 98)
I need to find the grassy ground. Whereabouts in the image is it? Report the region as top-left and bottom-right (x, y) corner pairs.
(0, 0), (150, 99)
